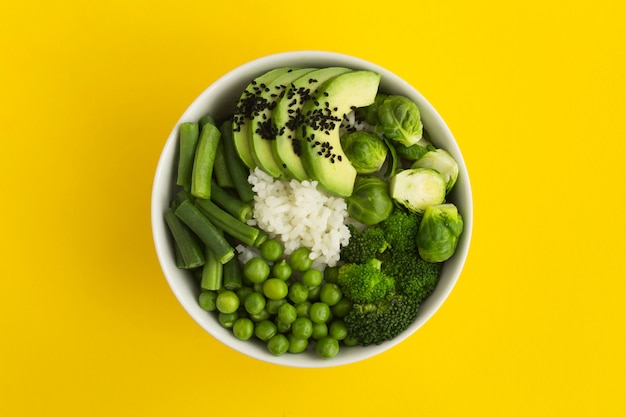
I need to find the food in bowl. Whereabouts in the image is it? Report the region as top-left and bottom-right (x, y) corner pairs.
(153, 52), (471, 366)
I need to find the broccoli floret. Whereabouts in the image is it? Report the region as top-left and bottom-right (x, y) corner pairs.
(340, 224), (389, 264)
(337, 259), (395, 304)
(379, 208), (421, 252)
(344, 294), (420, 346)
(379, 250), (442, 303)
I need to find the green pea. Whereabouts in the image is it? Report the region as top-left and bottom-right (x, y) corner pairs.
(316, 336), (339, 359)
(307, 285), (321, 302)
(263, 278), (288, 300)
(343, 335), (359, 346)
(275, 318), (292, 333)
(295, 301), (311, 318)
(233, 318), (254, 340)
(198, 291), (217, 311)
(267, 334), (290, 356)
(255, 320), (277, 342)
(243, 257), (270, 284)
(309, 302), (331, 324)
(312, 322), (328, 340)
(236, 286), (254, 302)
(216, 290), (240, 314)
(301, 268), (323, 287)
(331, 298), (352, 318)
(287, 334), (309, 354)
(244, 292), (266, 315)
(323, 266), (339, 284)
(291, 317), (313, 340)
(319, 283), (342, 306)
(266, 298), (287, 315)
(277, 303), (297, 325)
(288, 282), (309, 304)
(289, 247), (313, 272)
(272, 260), (292, 281)
(218, 312), (238, 329)
(259, 239), (283, 262)
(329, 319), (348, 340)
(249, 308), (271, 323)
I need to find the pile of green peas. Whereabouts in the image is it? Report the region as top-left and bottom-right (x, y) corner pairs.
(197, 239), (357, 359)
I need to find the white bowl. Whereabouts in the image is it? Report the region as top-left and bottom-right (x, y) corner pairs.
(151, 51), (473, 368)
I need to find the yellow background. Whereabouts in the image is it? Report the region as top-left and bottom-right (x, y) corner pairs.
(2, 0), (625, 416)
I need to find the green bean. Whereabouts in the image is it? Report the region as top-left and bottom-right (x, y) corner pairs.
(195, 197), (266, 247)
(191, 123), (221, 199)
(164, 207), (205, 269)
(174, 199), (234, 264)
(219, 120), (254, 203)
(200, 247), (223, 291)
(222, 257), (243, 291)
(199, 114), (216, 129)
(176, 122), (200, 191)
(210, 181), (252, 223)
(213, 140), (235, 188)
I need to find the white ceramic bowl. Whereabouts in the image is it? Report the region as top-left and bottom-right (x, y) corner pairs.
(151, 51), (473, 367)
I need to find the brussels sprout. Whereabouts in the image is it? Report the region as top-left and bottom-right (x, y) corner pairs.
(376, 95), (423, 147)
(347, 176), (393, 225)
(341, 131), (388, 174)
(416, 204), (464, 262)
(389, 168), (446, 214)
(396, 142), (429, 162)
(356, 93), (388, 126)
(411, 149), (459, 194)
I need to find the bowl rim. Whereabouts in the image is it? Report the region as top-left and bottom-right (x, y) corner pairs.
(151, 50), (473, 368)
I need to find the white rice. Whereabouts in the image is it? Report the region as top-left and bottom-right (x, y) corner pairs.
(245, 167), (351, 268)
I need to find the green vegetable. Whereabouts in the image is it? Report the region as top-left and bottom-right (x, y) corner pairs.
(416, 203), (464, 262)
(277, 303), (297, 325)
(376, 95), (423, 147)
(340, 224), (389, 265)
(315, 336), (339, 359)
(389, 168), (446, 214)
(244, 292), (266, 315)
(262, 278), (288, 300)
(291, 317), (313, 340)
(272, 260), (292, 281)
(195, 197), (267, 247)
(379, 208), (421, 252)
(289, 247), (313, 272)
(288, 282), (309, 304)
(411, 148), (459, 194)
(200, 247), (223, 291)
(379, 249), (442, 302)
(216, 290), (240, 314)
(287, 334), (309, 353)
(396, 142), (429, 162)
(301, 269), (323, 287)
(346, 176), (394, 225)
(329, 319), (348, 340)
(337, 258), (394, 304)
(174, 200), (235, 264)
(198, 291), (217, 311)
(163, 207), (205, 269)
(255, 320), (277, 342)
(309, 302), (331, 324)
(319, 283), (342, 307)
(176, 122), (200, 191)
(220, 120), (255, 203)
(210, 181), (252, 223)
(218, 312), (238, 328)
(259, 239), (283, 262)
(222, 257), (243, 291)
(267, 334), (290, 356)
(355, 93), (388, 126)
(340, 131), (388, 174)
(243, 257), (270, 284)
(199, 114), (216, 128)
(233, 318), (254, 340)
(343, 294), (419, 346)
(191, 122), (221, 199)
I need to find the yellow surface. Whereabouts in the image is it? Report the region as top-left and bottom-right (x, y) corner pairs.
(1, 0), (625, 415)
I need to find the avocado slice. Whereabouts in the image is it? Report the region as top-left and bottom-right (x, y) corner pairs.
(271, 67), (352, 181)
(232, 67), (296, 169)
(298, 70), (381, 197)
(248, 68), (318, 178)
